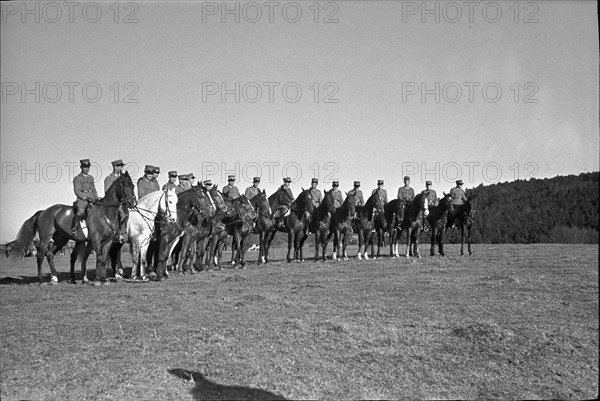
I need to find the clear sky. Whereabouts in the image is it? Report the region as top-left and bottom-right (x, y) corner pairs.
(1, 0), (598, 241)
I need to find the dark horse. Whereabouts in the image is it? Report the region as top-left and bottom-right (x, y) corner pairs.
(170, 185), (216, 273)
(219, 195), (257, 268)
(427, 193), (453, 256)
(328, 191), (357, 261)
(310, 190), (336, 262)
(384, 198), (406, 258)
(11, 172), (137, 284)
(371, 189), (388, 258)
(198, 185), (234, 270)
(267, 188), (314, 262)
(400, 193), (428, 258)
(447, 198), (476, 256)
(249, 190), (275, 264)
(354, 190), (385, 260)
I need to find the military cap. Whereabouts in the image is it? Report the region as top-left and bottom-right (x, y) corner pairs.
(188, 173), (196, 179)
(354, 181), (360, 187)
(203, 180), (212, 186)
(332, 180), (339, 187)
(253, 177), (260, 183)
(425, 180), (432, 186)
(404, 176), (410, 181)
(168, 171), (177, 177)
(111, 159), (125, 168)
(144, 165), (154, 174)
(456, 179), (464, 185)
(178, 174), (188, 180)
(283, 177), (292, 183)
(228, 175), (235, 181)
(153, 166), (161, 174)
(377, 180), (384, 185)
(311, 178), (318, 184)
(80, 159), (91, 168)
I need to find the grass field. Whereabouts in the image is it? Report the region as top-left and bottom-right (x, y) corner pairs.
(0, 244), (598, 400)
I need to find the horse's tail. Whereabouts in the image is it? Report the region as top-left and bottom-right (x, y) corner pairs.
(11, 210), (43, 259)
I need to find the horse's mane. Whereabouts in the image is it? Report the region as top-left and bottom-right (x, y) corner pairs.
(136, 190), (163, 208)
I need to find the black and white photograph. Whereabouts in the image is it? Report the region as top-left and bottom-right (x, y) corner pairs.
(1, 0), (598, 399)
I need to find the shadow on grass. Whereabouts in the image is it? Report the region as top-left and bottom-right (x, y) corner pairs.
(168, 368), (287, 400)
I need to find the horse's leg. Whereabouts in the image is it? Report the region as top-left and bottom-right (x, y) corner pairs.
(286, 228), (293, 263)
(460, 225), (465, 256)
(314, 231), (320, 261)
(239, 231), (247, 269)
(82, 242), (93, 283)
(430, 225), (436, 256)
(140, 241), (150, 280)
(36, 238), (49, 284)
(405, 226), (411, 258)
(69, 243), (79, 283)
(414, 227), (421, 258)
(467, 226), (472, 255)
(356, 228), (363, 260)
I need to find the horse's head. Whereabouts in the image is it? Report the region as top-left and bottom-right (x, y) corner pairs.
(160, 189), (178, 221)
(464, 198), (476, 226)
(344, 191), (357, 217)
(117, 171), (137, 207)
(236, 195), (257, 222)
(373, 189), (386, 213)
(440, 192), (454, 214)
(209, 186), (232, 217)
(298, 188), (314, 214)
(191, 185), (216, 218)
(322, 190), (336, 214)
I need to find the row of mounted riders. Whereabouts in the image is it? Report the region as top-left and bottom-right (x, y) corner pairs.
(11, 172), (475, 285)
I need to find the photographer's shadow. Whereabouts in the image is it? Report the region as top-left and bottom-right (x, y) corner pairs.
(168, 368), (287, 400)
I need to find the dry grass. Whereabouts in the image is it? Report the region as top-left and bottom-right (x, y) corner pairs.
(0, 244), (598, 400)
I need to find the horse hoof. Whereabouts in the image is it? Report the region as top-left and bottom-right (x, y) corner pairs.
(141, 276), (149, 281)
(102, 281), (111, 286)
(92, 281), (102, 287)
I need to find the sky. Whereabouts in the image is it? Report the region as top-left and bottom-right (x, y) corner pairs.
(1, 0), (598, 241)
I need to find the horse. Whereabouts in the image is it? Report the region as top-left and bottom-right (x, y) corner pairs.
(372, 190), (389, 258)
(400, 193), (428, 258)
(427, 193), (453, 256)
(218, 195), (257, 268)
(155, 219), (184, 280)
(354, 191), (385, 260)
(11, 172), (137, 285)
(170, 185), (216, 273)
(310, 190), (336, 262)
(384, 199), (407, 258)
(197, 185), (234, 271)
(447, 198), (476, 255)
(267, 187), (313, 262)
(249, 190), (275, 264)
(328, 191), (357, 261)
(107, 189), (178, 281)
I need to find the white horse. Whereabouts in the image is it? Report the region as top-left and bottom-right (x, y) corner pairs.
(127, 189), (177, 280)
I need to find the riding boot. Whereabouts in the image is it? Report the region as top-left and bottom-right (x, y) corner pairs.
(70, 215), (81, 236)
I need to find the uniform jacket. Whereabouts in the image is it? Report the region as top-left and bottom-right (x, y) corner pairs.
(348, 189), (364, 206)
(450, 187), (468, 205)
(162, 181), (177, 191)
(245, 186), (261, 200)
(74, 172), (98, 201)
(309, 188), (322, 207)
(175, 183), (191, 195)
(397, 186), (415, 202)
(331, 189), (344, 208)
(223, 185), (240, 199)
(421, 189), (438, 206)
(137, 176), (160, 199)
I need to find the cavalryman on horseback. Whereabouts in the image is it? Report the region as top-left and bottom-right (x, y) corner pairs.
(348, 181), (364, 206)
(273, 177), (293, 228)
(104, 159), (129, 242)
(223, 175), (240, 199)
(163, 170), (178, 191)
(244, 176), (261, 200)
(450, 179), (468, 229)
(372, 180), (388, 203)
(331, 180), (343, 208)
(309, 178), (322, 209)
(420, 180), (437, 232)
(138, 165), (160, 199)
(175, 173), (191, 195)
(70, 159), (99, 236)
(397, 176), (415, 202)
